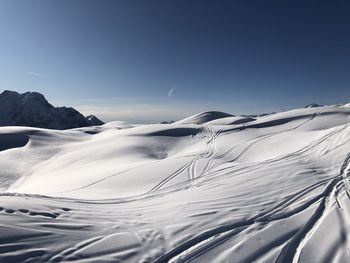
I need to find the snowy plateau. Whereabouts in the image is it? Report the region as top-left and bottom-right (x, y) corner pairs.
(1, 103), (350, 262)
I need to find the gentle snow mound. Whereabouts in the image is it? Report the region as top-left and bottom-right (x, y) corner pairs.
(206, 116), (256, 125)
(176, 111), (233, 124)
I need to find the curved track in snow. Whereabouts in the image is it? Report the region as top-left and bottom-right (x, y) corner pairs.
(1, 105), (350, 262)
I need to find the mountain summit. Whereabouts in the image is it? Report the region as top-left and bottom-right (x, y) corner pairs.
(0, 90), (104, 129)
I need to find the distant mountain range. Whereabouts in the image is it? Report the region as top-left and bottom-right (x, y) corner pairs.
(0, 90), (104, 129)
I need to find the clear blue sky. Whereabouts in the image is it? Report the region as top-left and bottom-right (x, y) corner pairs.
(1, 0), (350, 122)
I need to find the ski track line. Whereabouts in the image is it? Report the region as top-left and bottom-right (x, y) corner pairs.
(60, 126), (218, 195)
(154, 152), (350, 263)
(50, 236), (105, 262)
(233, 110), (323, 163)
(201, 123), (348, 184)
(275, 153), (350, 263)
(148, 162), (192, 193)
(165, 124), (350, 198)
(201, 128), (220, 174)
(149, 127), (217, 193)
(201, 110), (324, 176)
(151, 121), (348, 203)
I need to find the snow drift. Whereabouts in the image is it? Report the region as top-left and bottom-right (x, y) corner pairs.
(1, 104), (350, 262)
(176, 111), (233, 124)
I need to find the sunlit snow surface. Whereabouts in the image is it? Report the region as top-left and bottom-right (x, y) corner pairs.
(1, 105), (350, 262)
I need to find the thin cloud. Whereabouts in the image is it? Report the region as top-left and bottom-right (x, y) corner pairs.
(27, 71), (44, 77)
(77, 104), (190, 123)
(168, 88), (176, 97)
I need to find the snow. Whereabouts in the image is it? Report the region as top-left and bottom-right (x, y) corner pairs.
(0, 90), (104, 129)
(1, 104), (350, 262)
(176, 111), (233, 124)
(206, 116), (256, 125)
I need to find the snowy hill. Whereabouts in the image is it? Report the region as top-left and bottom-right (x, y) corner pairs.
(0, 104), (350, 262)
(206, 116), (256, 125)
(176, 111), (233, 124)
(0, 90), (104, 129)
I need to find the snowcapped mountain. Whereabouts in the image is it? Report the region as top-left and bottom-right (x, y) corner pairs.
(85, 114), (105, 126)
(0, 90), (104, 129)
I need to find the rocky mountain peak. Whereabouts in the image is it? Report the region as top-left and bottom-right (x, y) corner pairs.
(0, 90), (104, 129)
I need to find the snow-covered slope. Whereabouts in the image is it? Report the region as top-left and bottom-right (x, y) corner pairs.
(206, 116), (256, 125)
(0, 90), (104, 129)
(1, 104), (350, 262)
(176, 111), (233, 124)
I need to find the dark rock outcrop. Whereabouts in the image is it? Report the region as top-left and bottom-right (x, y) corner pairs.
(0, 90), (104, 129)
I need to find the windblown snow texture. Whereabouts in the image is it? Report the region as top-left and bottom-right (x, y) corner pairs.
(1, 104), (350, 262)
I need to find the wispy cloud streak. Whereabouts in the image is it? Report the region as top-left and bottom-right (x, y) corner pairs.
(27, 71), (44, 77)
(168, 88), (176, 97)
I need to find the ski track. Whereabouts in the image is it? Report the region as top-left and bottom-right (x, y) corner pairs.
(155, 153), (350, 263)
(150, 127), (219, 193)
(2, 106), (350, 262)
